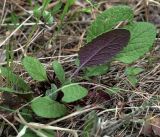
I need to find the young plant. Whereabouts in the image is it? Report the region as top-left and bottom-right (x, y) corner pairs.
(21, 56), (88, 118)
(33, 0), (54, 24)
(86, 5), (156, 63)
(77, 5), (156, 84)
(0, 5), (156, 121)
(22, 26), (131, 118)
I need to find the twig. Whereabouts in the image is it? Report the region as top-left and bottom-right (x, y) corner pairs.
(0, 114), (18, 134)
(15, 112), (79, 137)
(48, 105), (101, 125)
(0, 15), (33, 48)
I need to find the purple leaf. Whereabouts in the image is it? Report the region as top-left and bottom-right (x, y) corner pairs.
(71, 29), (130, 77)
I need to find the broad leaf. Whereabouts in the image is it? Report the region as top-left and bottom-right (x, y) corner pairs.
(87, 5), (133, 42)
(0, 87), (32, 94)
(22, 56), (48, 81)
(61, 84), (88, 103)
(116, 22), (156, 63)
(79, 29), (130, 68)
(0, 67), (30, 92)
(52, 60), (65, 84)
(127, 75), (138, 86)
(125, 67), (144, 76)
(85, 64), (109, 77)
(31, 96), (67, 118)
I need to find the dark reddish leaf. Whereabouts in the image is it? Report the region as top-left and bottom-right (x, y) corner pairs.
(79, 29), (130, 67)
(71, 29), (130, 77)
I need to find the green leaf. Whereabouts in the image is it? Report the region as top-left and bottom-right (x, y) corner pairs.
(21, 128), (35, 137)
(52, 60), (65, 84)
(51, 1), (62, 15)
(10, 12), (19, 26)
(22, 56), (48, 81)
(42, 0), (51, 10)
(0, 87), (32, 94)
(21, 127), (55, 137)
(33, 0), (52, 24)
(125, 67), (144, 76)
(75, 58), (80, 67)
(33, 4), (41, 19)
(81, 7), (92, 13)
(41, 0), (51, 17)
(85, 64), (109, 77)
(31, 96), (67, 118)
(116, 22), (157, 64)
(82, 111), (98, 137)
(67, 0), (75, 6)
(41, 0), (52, 24)
(0, 87), (16, 93)
(20, 108), (33, 122)
(43, 11), (54, 24)
(60, 0), (75, 21)
(86, 5), (134, 42)
(0, 67), (30, 92)
(45, 84), (58, 100)
(61, 84), (88, 103)
(127, 75), (138, 86)
(106, 87), (123, 95)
